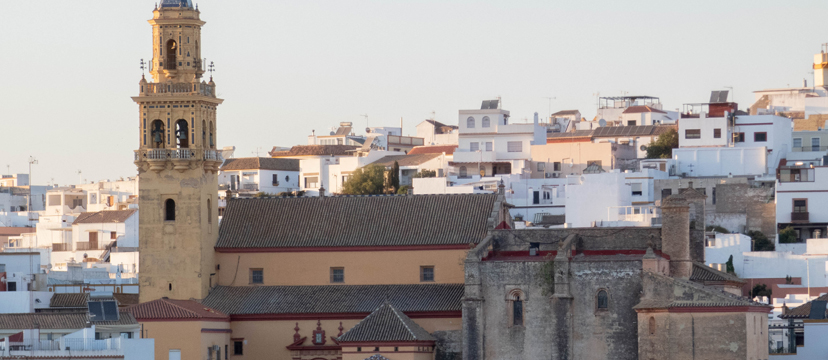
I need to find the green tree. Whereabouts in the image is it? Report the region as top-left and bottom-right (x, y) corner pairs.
(778, 227), (797, 243)
(387, 161), (400, 194)
(750, 284), (772, 298)
(646, 129), (679, 159)
(397, 185), (411, 195)
(748, 230), (774, 251)
(342, 164), (386, 195)
(705, 225), (729, 233)
(413, 169), (437, 178)
(725, 255), (735, 275)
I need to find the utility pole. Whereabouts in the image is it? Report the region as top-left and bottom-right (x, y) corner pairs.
(28, 157), (38, 212)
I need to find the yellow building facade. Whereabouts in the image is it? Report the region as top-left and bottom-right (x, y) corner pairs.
(134, 0), (223, 303)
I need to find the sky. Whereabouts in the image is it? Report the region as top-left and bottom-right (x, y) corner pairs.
(1, 0), (827, 186)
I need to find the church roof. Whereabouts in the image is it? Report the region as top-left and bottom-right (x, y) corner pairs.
(690, 262), (745, 284)
(160, 0), (193, 8)
(338, 301), (435, 343)
(215, 194), (499, 249)
(202, 284), (463, 315)
(634, 271), (768, 311)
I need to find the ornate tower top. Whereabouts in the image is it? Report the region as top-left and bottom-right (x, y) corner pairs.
(149, 1), (204, 83)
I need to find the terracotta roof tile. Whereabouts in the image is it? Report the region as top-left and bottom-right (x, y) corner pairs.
(781, 293), (828, 319)
(202, 284), (463, 315)
(690, 262), (744, 284)
(126, 298), (228, 321)
(338, 301), (435, 342)
(269, 145), (359, 157)
(622, 105), (667, 114)
(220, 157), (299, 171)
(72, 210), (137, 225)
(0, 227), (35, 236)
(369, 154), (440, 167)
(407, 145), (457, 155)
(215, 194), (499, 249)
(50, 293), (89, 308)
(0, 312), (137, 330)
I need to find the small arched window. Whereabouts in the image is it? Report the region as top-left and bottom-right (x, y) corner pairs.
(513, 295), (523, 326)
(165, 199), (176, 221)
(459, 166), (468, 178)
(207, 198), (212, 224)
(597, 290), (608, 310)
(482, 116), (491, 128)
(168, 283), (172, 291)
(165, 39), (177, 70)
(150, 120), (165, 149)
(648, 316), (656, 335)
(466, 117), (475, 128)
(175, 120), (189, 148)
(285, 175), (290, 182)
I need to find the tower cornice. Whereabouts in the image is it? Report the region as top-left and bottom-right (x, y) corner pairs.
(148, 18), (206, 26)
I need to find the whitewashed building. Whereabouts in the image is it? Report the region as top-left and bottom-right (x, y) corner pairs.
(218, 157), (300, 196)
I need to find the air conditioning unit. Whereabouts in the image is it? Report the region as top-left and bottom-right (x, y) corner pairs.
(545, 173), (552, 178)
(552, 173), (559, 178)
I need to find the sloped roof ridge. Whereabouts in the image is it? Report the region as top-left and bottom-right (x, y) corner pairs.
(691, 262), (744, 284)
(656, 271), (763, 307)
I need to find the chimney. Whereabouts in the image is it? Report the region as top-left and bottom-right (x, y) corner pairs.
(661, 195), (692, 278)
(319, 183), (326, 198)
(498, 179), (505, 195)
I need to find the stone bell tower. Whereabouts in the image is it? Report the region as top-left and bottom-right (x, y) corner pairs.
(133, 0), (223, 303)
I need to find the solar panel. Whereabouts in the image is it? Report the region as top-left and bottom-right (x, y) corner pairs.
(710, 90), (729, 103)
(102, 301), (119, 321)
(88, 301), (103, 321)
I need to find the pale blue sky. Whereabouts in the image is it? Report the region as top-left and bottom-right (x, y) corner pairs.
(1, 0), (826, 185)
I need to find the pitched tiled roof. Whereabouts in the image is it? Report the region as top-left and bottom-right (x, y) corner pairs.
(370, 154), (440, 168)
(269, 145), (359, 157)
(408, 145), (458, 156)
(780, 293), (828, 319)
(690, 263), (744, 284)
(202, 284), (463, 315)
(338, 302), (435, 343)
(622, 105), (667, 114)
(634, 272), (767, 311)
(127, 298), (228, 321)
(0, 227), (35, 236)
(0, 312), (137, 330)
(220, 157), (299, 171)
(591, 125), (676, 138)
(50, 293), (88, 308)
(551, 110), (580, 116)
(113, 293), (140, 307)
(72, 209), (137, 225)
(215, 194), (499, 249)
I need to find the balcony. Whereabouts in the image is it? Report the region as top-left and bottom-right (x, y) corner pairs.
(1, 338), (124, 357)
(140, 82), (216, 98)
(791, 146), (828, 152)
(52, 243), (69, 252)
(134, 149), (224, 173)
(792, 212), (810, 222)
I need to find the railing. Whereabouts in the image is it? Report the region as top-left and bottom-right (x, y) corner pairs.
(135, 149), (216, 161)
(203, 149), (223, 161)
(52, 243), (69, 252)
(791, 212), (809, 222)
(791, 146), (828, 152)
(3, 338), (121, 352)
(76, 242), (105, 251)
(143, 82), (215, 97)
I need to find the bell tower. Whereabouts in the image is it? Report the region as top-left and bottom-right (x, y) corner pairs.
(133, 0), (223, 303)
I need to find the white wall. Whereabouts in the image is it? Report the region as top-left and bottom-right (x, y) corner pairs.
(565, 172), (631, 227)
(673, 147), (767, 177)
(0, 291), (52, 313)
(679, 116), (728, 147)
(777, 167), (828, 224)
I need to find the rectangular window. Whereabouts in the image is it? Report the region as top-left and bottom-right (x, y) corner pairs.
(420, 266), (434, 282)
(735, 132), (745, 142)
(754, 132), (767, 142)
(250, 268), (263, 284)
(272, 174), (279, 186)
(225, 345), (228, 360)
(553, 162), (561, 171)
(111, 232), (117, 240)
(234, 341), (243, 355)
(533, 191), (540, 204)
(485, 142), (493, 151)
(7, 282), (15, 291)
(331, 267), (344, 283)
(507, 141), (522, 152)
(470, 142), (479, 152)
(812, 137), (821, 151)
(713, 129), (721, 138)
(793, 199), (808, 213)
(537, 162), (545, 172)
(712, 187), (716, 205)
(304, 176), (318, 189)
(793, 138), (802, 148)
(631, 183), (643, 196)
(513, 299), (523, 326)
(684, 129), (701, 139)
(0, 264), (5, 273)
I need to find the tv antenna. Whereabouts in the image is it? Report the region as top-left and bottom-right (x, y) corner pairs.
(360, 114), (369, 128)
(139, 59), (146, 78)
(208, 61), (216, 80)
(77, 170), (82, 185)
(251, 147), (264, 157)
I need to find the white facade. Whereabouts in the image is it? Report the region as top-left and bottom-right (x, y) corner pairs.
(453, 106), (546, 176)
(0, 252), (41, 292)
(219, 168), (300, 194)
(300, 151), (405, 195)
(416, 120), (459, 146)
(0, 326), (153, 360)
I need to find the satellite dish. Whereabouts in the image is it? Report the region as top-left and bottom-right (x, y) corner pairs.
(598, 119), (607, 127)
(640, 145), (648, 151)
(329, 131), (336, 136)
